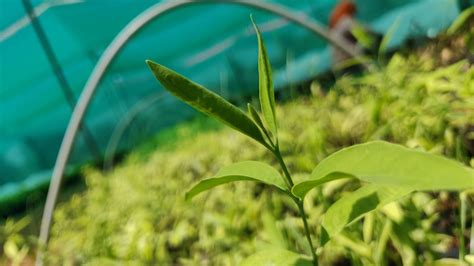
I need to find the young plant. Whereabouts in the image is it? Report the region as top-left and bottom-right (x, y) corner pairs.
(146, 18), (474, 265)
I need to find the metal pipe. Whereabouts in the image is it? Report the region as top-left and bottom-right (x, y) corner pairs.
(36, 1), (360, 264)
(22, 0), (101, 160)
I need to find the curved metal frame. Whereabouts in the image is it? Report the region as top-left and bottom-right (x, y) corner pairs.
(103, 92), (166, 170)
(36, 1), (361, 264)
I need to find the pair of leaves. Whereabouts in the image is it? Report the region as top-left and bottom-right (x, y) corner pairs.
(147, 18), (285, 200)
(292, 141), (474, 244)
(146, 17), (277, 151)
(147, 18), (285, 199)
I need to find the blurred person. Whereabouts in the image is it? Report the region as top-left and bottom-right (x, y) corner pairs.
(329, 0), (380, 68)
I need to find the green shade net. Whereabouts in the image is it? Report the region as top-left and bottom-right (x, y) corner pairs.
(0, 0), (467, 213)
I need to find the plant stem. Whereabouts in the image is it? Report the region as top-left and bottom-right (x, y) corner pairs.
(274, 147), (294, 187)
(273, 147), (318, 265)
(460, 193), (467, 260)
(297, 201), (318, 266)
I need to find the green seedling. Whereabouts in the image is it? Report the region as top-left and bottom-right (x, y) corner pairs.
(146, 18), (474, 266)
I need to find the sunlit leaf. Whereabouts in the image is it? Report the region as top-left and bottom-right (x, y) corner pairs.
(293, 141), (474, 199)
(321, 184), (412, 245)
(185, 161), (286, 200)
(240, 248), (312, 266)
(465, 255), (474, 265)
(146, 60), (269, 149)
(251, 17), (278, 142)
(4, 239), (19, 259)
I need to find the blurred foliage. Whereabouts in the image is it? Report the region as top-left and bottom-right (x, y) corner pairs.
(0, 217), (34, 265)
(2, 29), (474, 266)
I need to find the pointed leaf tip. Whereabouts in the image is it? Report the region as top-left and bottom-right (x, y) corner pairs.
(251, 18), (278, 143)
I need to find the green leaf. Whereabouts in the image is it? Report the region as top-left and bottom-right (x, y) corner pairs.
(146, 60), (269, 149)
(251, 17), (278, 141)
(321, 184), (412, 245)
(248, 103), (273, 145)
(240, 248), (313, 266)
(292, 172), (354, 199)
(293, 141), (474, 199)
(185, 161), (286, 200)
